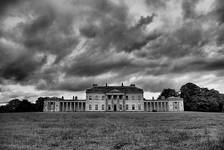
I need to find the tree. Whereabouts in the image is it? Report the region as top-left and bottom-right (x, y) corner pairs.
(16, 99), (34, 112)
(180, 83), (224, 112)
(158, 88), (178, 99)
(35, 97), (47, 112)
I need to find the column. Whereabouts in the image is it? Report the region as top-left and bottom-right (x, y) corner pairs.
(153, 102), (155, 111)
(158, 102), (160, 112)
(123, 98), (125, 112)
(83, 102), (85, 111)
(148, 102), (150, 111)
(81, 102), (83, 111)
(165, 102), (167, 111)
(106, 97), (108, 111)
(112, 98), (114, 112)
(66, 102), (68, 111)
(161, 102), (163, 112)
(72, 102), (74, 111)
(70, 102), (72, 112)
(145, 102), (148, 111)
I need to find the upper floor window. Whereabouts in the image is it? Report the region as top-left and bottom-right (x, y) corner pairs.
(126, 96), (128, 100)
(95, 105), (98, 110)
(132, 96), (135, 100)
(95, 96), (98, 100)
(102, 96), (105, 100)
(138, 95), (141, 100)
(102, 104), (105, 110)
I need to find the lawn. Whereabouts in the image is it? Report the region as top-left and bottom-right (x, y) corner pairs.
(0, 112), (224, 150)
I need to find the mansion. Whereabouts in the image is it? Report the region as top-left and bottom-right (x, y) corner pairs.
(43, 84), (184, 112)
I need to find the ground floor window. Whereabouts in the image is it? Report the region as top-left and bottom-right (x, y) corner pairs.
(102, 104), (105, 110)
(95, 104), (98, 110)
(108, 105), (111, 110)
(138, 104), (141, 110)
(132, 104), (135, 110)
(119, 104), (122, 110)
(89, 104), (92, 110)
(126, 104), (128, 110)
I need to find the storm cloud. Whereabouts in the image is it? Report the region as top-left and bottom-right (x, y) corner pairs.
(0, 0), (224, 101)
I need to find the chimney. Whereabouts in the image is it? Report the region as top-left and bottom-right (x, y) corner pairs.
(106, 83), (108, 87)
(62, 96), (64, 100)
(121, 83), (124, 86)
(75, 96), (78, 100)
(73, 96), (74, 100)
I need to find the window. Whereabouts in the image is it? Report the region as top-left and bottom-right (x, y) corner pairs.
(51, 102), (54, 105)
(126, 104), (128, 110)
(126, 96), (128, 100)
(102, 104), (105, 110)
(119, 104), (122, 110)
(132, 104), (135, 110)
(95, 105), (98, 110)
(108, 105), (111, 110)
(89, 104), (92, 110)
(95, 96), (98, 100)
(119, 95), (123, 99)
(89, 96), (92, 100)
(132, 96), (135, 100)
(138, 95), (141, 100)
(138, 104), (141, 110)
(102, 96), (105, 100)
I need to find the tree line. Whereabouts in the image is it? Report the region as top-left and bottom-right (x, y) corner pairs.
(0, 97), (46, 113)
(158, 83), (224, 112)
(1, 82), (224, 112)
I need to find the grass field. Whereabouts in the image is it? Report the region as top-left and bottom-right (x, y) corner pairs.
(0, 112), (224, 150)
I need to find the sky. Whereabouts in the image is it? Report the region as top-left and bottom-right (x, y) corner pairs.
(0, 0), (224, 103)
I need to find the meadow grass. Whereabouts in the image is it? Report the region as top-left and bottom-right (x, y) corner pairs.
(0, 112), (224, 150)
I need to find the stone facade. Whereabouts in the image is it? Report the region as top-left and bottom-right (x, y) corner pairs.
(43, 84), (184, 112)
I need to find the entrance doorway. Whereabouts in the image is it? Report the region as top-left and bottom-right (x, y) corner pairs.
(114, 105), (117, 111)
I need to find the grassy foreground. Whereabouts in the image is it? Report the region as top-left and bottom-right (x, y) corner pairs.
(0, 112), (224, 150)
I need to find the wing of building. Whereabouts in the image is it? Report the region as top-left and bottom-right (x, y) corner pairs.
(43, 84), (184, 112)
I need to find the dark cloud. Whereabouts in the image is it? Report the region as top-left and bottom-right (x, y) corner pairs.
(145, 0), (167, 9)
(135, 14), (156, 28)
(181, 0), (199, 19)
(79, 13), (158, 52)
(0, 0), (21, 16)
(22, 6), (79, 63)
(214, 0), (224, 24)
(0, 51), (46, 82)
(1, 0), (224, 96)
